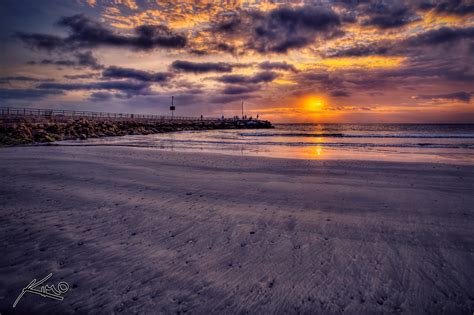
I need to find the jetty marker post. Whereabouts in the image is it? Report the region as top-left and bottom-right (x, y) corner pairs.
(241, 101), (244, 120)
(170, 96), (175, 119)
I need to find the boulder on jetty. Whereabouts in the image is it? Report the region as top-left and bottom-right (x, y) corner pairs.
(0, 118), (273, 145)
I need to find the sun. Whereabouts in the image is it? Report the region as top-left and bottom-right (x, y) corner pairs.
(302, 95), (326, 112)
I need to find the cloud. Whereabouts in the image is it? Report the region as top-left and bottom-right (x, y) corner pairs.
(37, 80), (151, 95)
(419, 0), (474, 16)
(406, 26), (474, 46)
(290, 71), (345, 94)
(221, 85), (260, 95)
(64, 73), (99, 80)
(212, 5), (342, 54)
(258, 61), (297, 72)
(88, 91), (128, 101)
(214, 71), (278, 84)
(34, 59), (76, 67)
(362, 2), (419, 29)
(326, 43), (391, 57)
(29, 51), (103, 69)
(327, 26), (474, 57)
(170, 60), (235, 73)
(379, 58), (474, 82)
(74, 51), (103, 69)
(209, 94), (257, 104)
(289, 53), (473, 103)
(215, 14), (242, 33)
(417, 91), (472, 102)
(0, 88), (64, 100)
(0, 76), (54, 83)
(331, 90), (351, 97)
(249, 5), (342, 53)
(102, 66), (172, 82)
(188, 42), (238, 56)
(17, 14), (187, 51)
(15, 33), (64, 51)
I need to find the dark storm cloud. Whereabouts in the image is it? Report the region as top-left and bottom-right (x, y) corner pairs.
(406, 26), (474, 46)
(170, 60), (235, 73)
(258, 61), (297, 72)
(326, 43), (391, 57)
(212, 4), (342, 54)
(38, 80), (151, 95)
(250, 5), (342, 53)
(221, 85), (260, 95)
(417, 91), (472, 102)
(334, 0), (424, 28)
(214, 71), (278, 84)
(58, 14), (187, 49)
(102, 66), (173, 83)
(0, 88), (64, 100)
(327, 26), (474, 57)
(17, 14), (187, 51)
(362, 2), (419, 29)
(419, 0), (474, 16)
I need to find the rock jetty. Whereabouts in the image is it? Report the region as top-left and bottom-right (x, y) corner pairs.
(0, 118), (273, 145)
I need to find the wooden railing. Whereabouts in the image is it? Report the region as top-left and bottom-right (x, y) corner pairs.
(0, 107), (235, 123)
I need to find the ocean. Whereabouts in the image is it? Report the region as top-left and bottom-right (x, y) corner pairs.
(59, 124), (474, 164)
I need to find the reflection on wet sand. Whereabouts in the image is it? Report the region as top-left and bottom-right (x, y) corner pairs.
(56, 124), (474, 165)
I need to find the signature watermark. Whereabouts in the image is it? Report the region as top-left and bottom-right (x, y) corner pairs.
(13, 273), (69, 308)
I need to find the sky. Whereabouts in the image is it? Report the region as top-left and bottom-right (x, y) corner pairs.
(0, 0), (473, 123)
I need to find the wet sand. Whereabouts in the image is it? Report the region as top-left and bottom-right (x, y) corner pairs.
(0, 146), (473, 314)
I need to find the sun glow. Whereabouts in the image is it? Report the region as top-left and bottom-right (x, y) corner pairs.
(302, 95), (326, 112)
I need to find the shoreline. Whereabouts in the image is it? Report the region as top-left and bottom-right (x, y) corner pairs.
(1, 146), (473, 313)
(28, 136), (474, 166)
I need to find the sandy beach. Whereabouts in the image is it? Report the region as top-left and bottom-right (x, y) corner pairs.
(0, 145), (473, 314)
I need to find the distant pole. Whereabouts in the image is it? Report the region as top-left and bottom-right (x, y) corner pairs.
(241, 101), (244, 119)
(170, 96), (175, 119)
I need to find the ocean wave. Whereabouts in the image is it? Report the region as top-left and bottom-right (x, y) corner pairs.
(238, 132), (474, 139)
(58, 138), (474, 149)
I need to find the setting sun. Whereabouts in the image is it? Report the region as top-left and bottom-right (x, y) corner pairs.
(302, 95), (326, 112)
